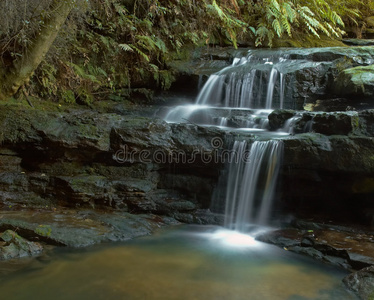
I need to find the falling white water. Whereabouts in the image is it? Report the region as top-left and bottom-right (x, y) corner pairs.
(279, 73), (285, 109)
(224, 140), (284, 231)
(218, 117), (228, 127)
(196, 53), (288, 110)
(282, 115), (302, 134)
(265, 68), (278, 109)
(162, 50), (294, 128)
(281, 114), (314, 134)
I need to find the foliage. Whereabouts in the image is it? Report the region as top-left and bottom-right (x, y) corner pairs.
(253, 0), (351, 46)
(0, 0), (372, 103)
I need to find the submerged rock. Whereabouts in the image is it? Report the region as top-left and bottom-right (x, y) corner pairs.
(343, 266), (374, 300)
(0, 230), (43, 260)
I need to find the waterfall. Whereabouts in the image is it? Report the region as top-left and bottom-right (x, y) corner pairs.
(195, 53), (288, 110)
(279, 73), (285, 109)
(223, 140), (284, 232)
(162, 49), (294, 128)
(265, 68), (278, 109)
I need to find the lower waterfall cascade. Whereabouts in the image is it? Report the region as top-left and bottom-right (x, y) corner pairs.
(221, 140), (284, 231)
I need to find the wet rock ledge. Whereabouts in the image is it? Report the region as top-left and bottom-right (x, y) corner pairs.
(0, 104), (226, 257)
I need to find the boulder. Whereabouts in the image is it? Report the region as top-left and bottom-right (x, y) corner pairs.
(268, 110), (295, 130)
(343, 266), (374, 300)
(268, 110), (360, 135)
(333, 65), (374, 98)
(0, 230), (43, 260)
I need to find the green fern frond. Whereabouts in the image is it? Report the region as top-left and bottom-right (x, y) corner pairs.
(272, 19), (282, 37)
(207, 0), (226, 19)
(271, 0), (281, 12)
(113, 3), (128, 16)
(281, 15), (292, 36)
(136, 35), (157, 51)
(325, 23), (340, 37)
(268, 5), (281, 19)
(317, 22), (331, 37)
(255, 25), (268, 46)
(149, 63), (159, 72)
(299, 6), (315, 17)
(332, 11), (344, 27)
(129, 45), (150, 62)
(153, 37), (167, 53)
(267, 30), (275, 47)
(284, 2), (296, 23)
(119, 43), (134, 52)
(99, 35), (112, 49)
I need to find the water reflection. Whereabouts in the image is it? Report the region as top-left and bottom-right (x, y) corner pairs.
(0, 225), (357, 300)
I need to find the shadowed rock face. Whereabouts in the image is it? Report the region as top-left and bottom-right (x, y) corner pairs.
(0, 107), (226, 229)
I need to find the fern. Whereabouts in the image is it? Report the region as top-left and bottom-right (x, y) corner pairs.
(284, 2), (296, 22)
(129, 45), (150, 62)
(272, 19), (282, 37)
(118, 43), (133, 52)
(281, 15), (292, 36)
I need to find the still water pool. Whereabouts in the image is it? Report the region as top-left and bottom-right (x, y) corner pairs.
(0, 225), (357, 300)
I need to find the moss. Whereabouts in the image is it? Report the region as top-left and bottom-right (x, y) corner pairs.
(77, 123), (99, 137)
(0, 95), (80, 112)
(344, 65), (374, 84)
(35, 225), (52, 237)
(273, 34), (346, 48)
(369, 290), (374, 300)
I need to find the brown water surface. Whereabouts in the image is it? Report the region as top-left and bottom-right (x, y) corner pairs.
(0, 225), (357, 300)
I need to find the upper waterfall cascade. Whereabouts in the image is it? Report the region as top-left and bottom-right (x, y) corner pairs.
(195, 53), (289, 109)
(163, 49), (300, 131)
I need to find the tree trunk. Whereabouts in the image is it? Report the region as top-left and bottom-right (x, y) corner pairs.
(0, 0), (75, 100)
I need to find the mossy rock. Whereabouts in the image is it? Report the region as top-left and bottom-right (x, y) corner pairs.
(0, 230), (43, 260)
(343, 266), (374, 300)
(273, 35), (346, 48)
(333, 64), (374, 98)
